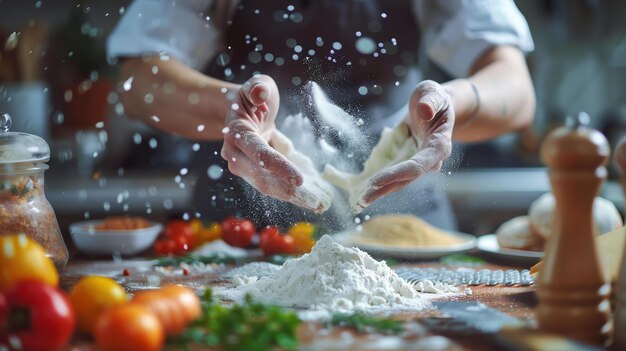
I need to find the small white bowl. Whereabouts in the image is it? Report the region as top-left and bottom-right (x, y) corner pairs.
(70, 220), (163, 256)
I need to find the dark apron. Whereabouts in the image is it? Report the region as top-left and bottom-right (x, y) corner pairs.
(192, 0), (457, 231)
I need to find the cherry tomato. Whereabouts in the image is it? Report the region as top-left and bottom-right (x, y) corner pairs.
(0, 234), (58, 291)
(260, 226), (295, 256)
(290, 236), (316, 254)
(190, 219), (222, 245)
(94, 303), (164, 351)
(161, 285), (202, 325)
(133, 285), (201, 336)
(3, 280), (76, 351)
(200, 222), (222, 242)
(288, 222), (317, 254)
(153, 238), (177, 256)
(133, 290), (185, 336)
(173, 235), (191, 254)
(221, 217), (256, 248)
(69, 276), (128, 334)
(189, 219), (204, 237)
(288, 222), (315, 238)
(164, 220), (194, 246)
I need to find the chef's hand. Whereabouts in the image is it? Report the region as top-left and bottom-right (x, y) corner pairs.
(361, 80), (454, 205)
(220, 75), (305, 203)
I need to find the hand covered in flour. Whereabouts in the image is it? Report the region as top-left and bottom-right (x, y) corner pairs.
(220, 75), (332, 213)
(374, 80), (454, 200)
(323, 80), (453, 213)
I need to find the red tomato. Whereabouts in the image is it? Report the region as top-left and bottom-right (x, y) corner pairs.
(164, 220), (194, 246)
(94, 303), (163, 351)
(221, 217), (256, 248)
(69, 276), (128, 334)
(260, 226), (295, 256)
(154, 236), (190, 256)
(132, 285), (201, 336)
(173, 235), (191, 254)
(2, 280), (76, 351)
(153, 239), (177, 256)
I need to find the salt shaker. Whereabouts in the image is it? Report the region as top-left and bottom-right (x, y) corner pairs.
(611, 137), (626, 350)
(535, 113), (611, 345)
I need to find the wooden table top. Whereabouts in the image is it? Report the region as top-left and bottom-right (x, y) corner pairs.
(59, 256), (601, 351)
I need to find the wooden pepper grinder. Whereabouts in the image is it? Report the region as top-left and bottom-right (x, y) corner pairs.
(536, 113), (611, 345)
(611, 137), (626, 350)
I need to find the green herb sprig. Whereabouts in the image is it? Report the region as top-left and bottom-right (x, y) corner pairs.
(328, 313), (404, 335)
(170, 289), (301, 351)
(440, 254), (485, 266)
(154, 254), (240, 267)
(10, 178), (34, 197)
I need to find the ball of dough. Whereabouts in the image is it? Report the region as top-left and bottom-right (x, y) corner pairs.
(528, 193), (623, 239)
(496, 216), (544, 251)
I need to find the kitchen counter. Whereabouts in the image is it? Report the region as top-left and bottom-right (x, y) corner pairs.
(47, 167), (622, 350)
(58, 256), (602, 351)
(445, 167), (623, 211)
(61, 260), (535, 351)
(446, 168), (623, 234)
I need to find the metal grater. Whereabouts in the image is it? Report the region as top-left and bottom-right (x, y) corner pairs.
(395, 267), (534, 287)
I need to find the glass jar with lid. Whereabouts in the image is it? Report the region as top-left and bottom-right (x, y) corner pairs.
(0, 113), (68, 269)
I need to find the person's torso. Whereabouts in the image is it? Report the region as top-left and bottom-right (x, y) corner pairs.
(206, 0), (421, 126)
(198, 1), (456, 231)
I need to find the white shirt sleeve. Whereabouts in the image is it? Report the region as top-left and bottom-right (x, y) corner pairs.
(106, 0), (226, 70)
(413, 0), (534, 78)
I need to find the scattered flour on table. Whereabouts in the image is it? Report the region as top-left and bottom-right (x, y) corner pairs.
(192, 239), (248, 258)
(413, 280), (471, 295)
(214, 235), (431, 318)
(149, 239), (247, 281)
(223, 262), (281, 279)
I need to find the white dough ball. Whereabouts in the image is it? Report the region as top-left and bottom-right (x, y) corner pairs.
(528, 193), (623, 239)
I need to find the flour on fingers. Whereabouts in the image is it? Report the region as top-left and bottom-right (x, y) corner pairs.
(323, 123), (418, 213)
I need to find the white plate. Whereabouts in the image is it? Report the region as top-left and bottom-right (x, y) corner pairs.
(333, 231), (477, 260)
(70, 220), (163, 256)
(476, 234), (543, 262)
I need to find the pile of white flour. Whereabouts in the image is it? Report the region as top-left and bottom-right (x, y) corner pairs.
(214, 235), (431, 316)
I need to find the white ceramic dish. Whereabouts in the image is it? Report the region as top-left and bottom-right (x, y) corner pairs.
(70, 220), (163, 256)
(476, 234), (543, 263)
(333, 230), (477, 260)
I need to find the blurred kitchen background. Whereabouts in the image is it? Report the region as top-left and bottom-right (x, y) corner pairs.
(0, 0), (624, 236)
